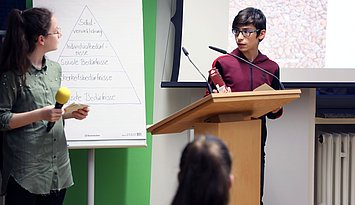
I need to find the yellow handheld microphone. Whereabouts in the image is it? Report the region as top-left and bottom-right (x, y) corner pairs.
(47, 87), (71, 132)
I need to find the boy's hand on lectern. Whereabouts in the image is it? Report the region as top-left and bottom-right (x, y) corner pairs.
(219, 86), (231, 93)
(212, 86), (231, 93)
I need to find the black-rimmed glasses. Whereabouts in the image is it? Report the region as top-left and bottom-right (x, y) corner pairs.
(232, 29), (259, 37)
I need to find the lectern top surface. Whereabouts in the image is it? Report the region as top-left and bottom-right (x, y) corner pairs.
(147, 89), (301, 135)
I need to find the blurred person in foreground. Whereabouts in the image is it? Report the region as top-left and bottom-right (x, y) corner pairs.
(172, 135), (233, 205)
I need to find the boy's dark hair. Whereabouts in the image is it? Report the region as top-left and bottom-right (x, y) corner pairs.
(232, 7), (266, 37)
(0, 8), (52, 75)
(171, 135), (232, 205)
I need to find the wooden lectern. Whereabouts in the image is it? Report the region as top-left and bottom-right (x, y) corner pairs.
(147, 89), (301, 205)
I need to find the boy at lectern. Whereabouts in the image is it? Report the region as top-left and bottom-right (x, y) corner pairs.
(0, 8), (89, 205)
(206, 7), (283, 205)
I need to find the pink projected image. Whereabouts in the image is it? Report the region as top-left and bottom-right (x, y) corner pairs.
(229, 0), (328, 69)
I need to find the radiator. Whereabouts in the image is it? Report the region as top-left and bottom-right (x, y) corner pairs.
(315, 132), (355, 205)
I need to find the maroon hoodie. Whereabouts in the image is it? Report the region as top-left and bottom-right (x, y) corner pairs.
(206, 48), (283, 119)
(211, 48), (280, 92)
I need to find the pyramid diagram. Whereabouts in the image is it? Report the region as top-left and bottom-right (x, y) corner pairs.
(57, 5), (141, 105)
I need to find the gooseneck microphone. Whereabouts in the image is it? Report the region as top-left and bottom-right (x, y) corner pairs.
(208, 46), (285, 90)
(181, 47), (213, 94)
(47, 87), (71, 132)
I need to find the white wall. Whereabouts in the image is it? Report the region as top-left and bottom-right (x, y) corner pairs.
(150, 1), (206, 204)
(151, 0), (317, 204)
(265, 89), (316, 205)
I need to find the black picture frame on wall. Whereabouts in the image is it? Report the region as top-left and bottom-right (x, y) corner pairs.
(160, 0), (212, 89)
